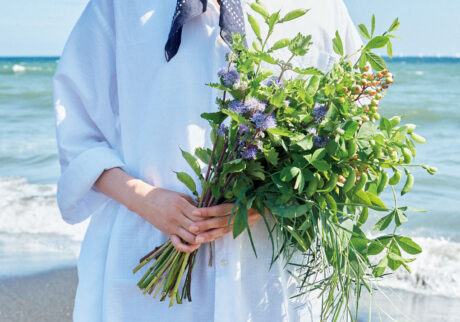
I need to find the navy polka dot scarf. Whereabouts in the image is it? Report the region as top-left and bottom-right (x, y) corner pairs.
(165, 0), (246, 61)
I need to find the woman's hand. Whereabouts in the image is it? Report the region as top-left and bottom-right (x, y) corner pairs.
(189, 203), (262, 243)
(129, 185), (203, 253)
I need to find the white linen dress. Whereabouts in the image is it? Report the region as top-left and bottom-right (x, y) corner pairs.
(53, 0), (362, 321)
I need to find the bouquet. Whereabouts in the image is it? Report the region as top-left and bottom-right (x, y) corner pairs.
(133, 2), (436, 319)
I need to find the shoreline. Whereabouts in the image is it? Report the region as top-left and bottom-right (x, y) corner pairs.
(1, 266), (459, 321)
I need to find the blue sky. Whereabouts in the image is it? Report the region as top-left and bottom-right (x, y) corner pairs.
(0, 0), (459, 56)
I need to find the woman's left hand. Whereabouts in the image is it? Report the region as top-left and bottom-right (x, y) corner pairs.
(189, 203), (262, 244)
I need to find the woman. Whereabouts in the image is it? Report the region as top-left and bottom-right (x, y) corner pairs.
(53, 0), (362, 321)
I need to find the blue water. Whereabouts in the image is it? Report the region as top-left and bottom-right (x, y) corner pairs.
(0, 57), (459, 296)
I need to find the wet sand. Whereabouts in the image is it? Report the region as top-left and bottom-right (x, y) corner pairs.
(0, 267), (77, 322)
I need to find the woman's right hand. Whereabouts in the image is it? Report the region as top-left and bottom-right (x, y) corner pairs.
(128, 183), (202, 253)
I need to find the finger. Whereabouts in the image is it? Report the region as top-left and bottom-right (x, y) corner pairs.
(189, 215), (232, 233)
(179, 193), (196, 206)
(193, 203), (235, 218)
(178, 199), (201, 222)
(170, 234), (200, 253)
(195, 228), (229, 244)
(177, 227), (199, 245)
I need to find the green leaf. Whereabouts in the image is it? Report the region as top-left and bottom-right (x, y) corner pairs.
(289, 33), (312, 56)
(181, 149), (201, 177)
(312, 160), (331, 171)
(195, 147), (211, 164)
(394, 209), (408, 226)
(175, 172), (197, 193)
(332, 31), (344, 56)
(233, 206), (247, 238)
(305, 75), (320, 96)
(388, 17), (400, 32)
(373, 255), (388, 277)
(200, 112), (226, 125)
(373, 211), (395, 231)
(222, 109), (251, 125)
(223, 159), (246, 174)
(267, 127), (292, 137)
(246, 161), (265, 181)
(396, 236), (422, 254)
(280, 166), (301, 182)
(379, 117), (392, 137)
(264, 148), (279, 166)
(255, 52), (278, 64)
(358, 24), (371, 40)
(343, 121), (359, 140)
(296, 134), (313, 150)
(248, 14), (262, 42)
(354, 190), (372, 206)
(387, 40), (393, 58)
(365, 36), (389, 50)
(366, 52), (386, 71)
(249, 3), (269, 19)
(271, 204), (308, 219)
(268, 12), (280, 31)
(292, 66), (323, 75)
(371, 14), (376, 36)
(280, 9), (309, 23)
(368, 236), (392, 255)
(269, 38), (291, 52)
(366, 191), (388, 210)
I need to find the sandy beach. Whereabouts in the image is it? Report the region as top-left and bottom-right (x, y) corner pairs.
(0, 267), (77, 322)
(1, 265), (459, 322)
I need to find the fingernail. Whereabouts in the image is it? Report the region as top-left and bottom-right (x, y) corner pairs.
(196, 236), (204, 243)
(190, 225), (198, 233)
(192, 210), (201, 216)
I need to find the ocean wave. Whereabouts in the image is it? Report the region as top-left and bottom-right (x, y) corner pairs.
(374, 236), (460, 299)
(0, 176), (87, 241)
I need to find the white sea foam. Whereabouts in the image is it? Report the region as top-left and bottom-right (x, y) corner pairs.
(374, 236), (460, 298)
(12, 64), (26, 72)
(0, 176), (87, 241)
(415, 70), (424, 76)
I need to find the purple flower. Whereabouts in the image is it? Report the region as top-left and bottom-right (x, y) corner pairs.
(312, 104), (328, 123)
(245, 98), (266, 113)
(313, 135), (329, 148)
(267, 77), (284, 88)
(284, 100), (291, 107)
(238, 124), (251, 135)
(229, 100), (248, 115)
(251, 113), (277, 131)
(242, 145), (258, 160)
(218, 67), (240, 86)
(307, 127), (317, 135)
(217, 124), (228, 137)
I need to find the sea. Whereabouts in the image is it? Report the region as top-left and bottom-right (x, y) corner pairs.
(0, 56), (459, 303)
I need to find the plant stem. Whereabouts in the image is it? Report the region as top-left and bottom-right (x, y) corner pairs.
(169, 253), (191, 307)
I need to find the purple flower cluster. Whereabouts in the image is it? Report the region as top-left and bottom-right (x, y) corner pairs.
(229, 100), (248, 114)
(251, 113), (277, 131)
(312, 104), (328, 123)
(313, 135), (329, 148)
(242, 145), (258, 160)
(267, 77), (284, 88)
(245, 98), (266, 113)
(217, 123), (228, 137)
(238, 124), (250, 135)
(218, 68), (240, 87)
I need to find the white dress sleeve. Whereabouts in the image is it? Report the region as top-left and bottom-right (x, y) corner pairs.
(53, 1), (125, 225)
